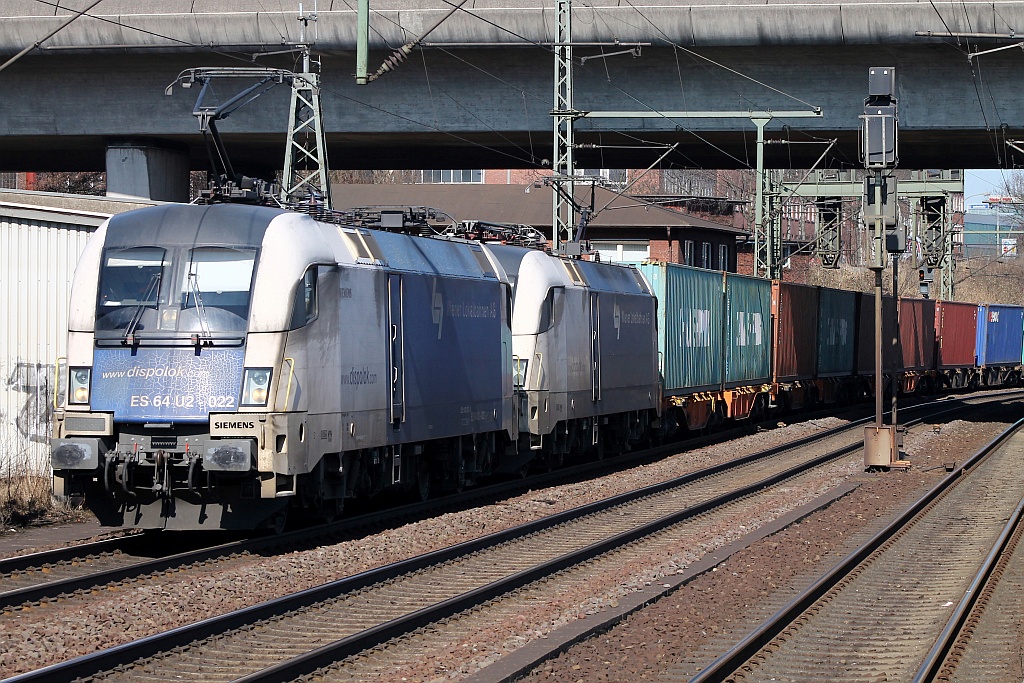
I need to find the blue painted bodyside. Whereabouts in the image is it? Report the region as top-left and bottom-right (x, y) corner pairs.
(392, 272), (506, 443)
(976, 304), (1024, 367)
(91, 347), (245, 422)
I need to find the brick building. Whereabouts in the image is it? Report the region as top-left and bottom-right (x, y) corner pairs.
(332, 183), (745, 271)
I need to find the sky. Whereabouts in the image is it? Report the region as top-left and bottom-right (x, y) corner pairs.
(964, 168), (1017, 209)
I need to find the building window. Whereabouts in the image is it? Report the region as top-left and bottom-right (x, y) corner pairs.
(590, 240), (650, 264)
(683, 240), (694, 266)
(701, 242), (712, 269)
(719, 244), (729, 271)
(782, 244), (795, 270)
(420, 169), (484, 184)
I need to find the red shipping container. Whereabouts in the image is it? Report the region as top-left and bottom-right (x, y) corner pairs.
(772, 282), (819, 381)
(935, 300), (978, 369)
(856, 293), (897, 375)
(899, 297), (936, 372)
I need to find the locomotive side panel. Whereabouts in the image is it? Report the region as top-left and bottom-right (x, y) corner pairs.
(579, 262), (658, 416)
(391, 272), (507, 443)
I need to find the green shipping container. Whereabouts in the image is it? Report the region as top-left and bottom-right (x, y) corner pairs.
(725, 273), (772, 387)
(816, 287), (858, 377)
(639, 263), (725, 395)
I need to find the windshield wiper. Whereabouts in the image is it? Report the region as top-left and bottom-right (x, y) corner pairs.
(187, 271), (213, 345)
(123, 272), (162, 344)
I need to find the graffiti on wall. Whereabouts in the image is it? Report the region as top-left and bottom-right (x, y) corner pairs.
(6, 361), (61, 444)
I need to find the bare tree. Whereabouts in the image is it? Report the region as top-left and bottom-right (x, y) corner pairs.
(331, 169), (417, 184)
(35, 172), (105, 195)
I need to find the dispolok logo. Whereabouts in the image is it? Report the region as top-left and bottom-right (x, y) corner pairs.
(613, 300), (651, 341)
(991, 310), (1000, 323)
(735, 311), (764, 347)
(431, 278), (444, 339)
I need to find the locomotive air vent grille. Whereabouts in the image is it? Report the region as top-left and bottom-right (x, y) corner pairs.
(65, 416), (107, 432)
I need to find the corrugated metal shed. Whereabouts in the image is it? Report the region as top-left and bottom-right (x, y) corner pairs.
(0, 191), (156, 472)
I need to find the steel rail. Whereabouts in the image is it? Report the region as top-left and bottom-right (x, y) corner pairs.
(0, 390), (1008, 616)
(0, 396), (884, 611)
(911, 479), (1024, 682)
(2, 421), (880, 683)
(6, 398), (978, 683)
(0, 535), (135, 575)
(0, 536), (256, 610)
(688, 415), (1024, 683)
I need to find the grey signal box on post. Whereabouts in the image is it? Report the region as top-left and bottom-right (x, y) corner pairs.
(861, 67), (898, 169)
(868, 66), (896, 98)
(863, 174), (905, 252)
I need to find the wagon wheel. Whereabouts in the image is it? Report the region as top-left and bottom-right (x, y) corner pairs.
(750, 394), (767, 424)
(416, 459), (432, 502)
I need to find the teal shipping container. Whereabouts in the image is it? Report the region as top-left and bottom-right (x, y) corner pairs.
(639, 263), (725, 395)
(816, 287), (858, 377)
(724, 273), (772, 387)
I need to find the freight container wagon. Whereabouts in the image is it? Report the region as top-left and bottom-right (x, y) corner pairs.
(976, 303), (1024, 385)
(855, 293), (898, 378)
(639, 263), (769, 430)
(935, 300), (978, 388)
(815, 286), (858, 403)
(639, 263), (724, 396)
(723, 272), (772, 419)
(898, 298), (936, 389)
(770, 282), (818, 409)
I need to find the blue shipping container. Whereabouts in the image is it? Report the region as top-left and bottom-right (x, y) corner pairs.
(976, 304), (1024, 367)
(724, 273), (772, 387)
(639, 263), (724, 394)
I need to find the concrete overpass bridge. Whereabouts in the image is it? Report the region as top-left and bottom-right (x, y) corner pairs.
(2, 1), (1024, 199)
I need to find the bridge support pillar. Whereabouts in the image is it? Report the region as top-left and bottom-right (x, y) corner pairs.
(105, 141), (189, 202)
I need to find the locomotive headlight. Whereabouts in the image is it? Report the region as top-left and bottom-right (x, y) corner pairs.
(241, 368), (272, 406)
(69, 368), (91, 405)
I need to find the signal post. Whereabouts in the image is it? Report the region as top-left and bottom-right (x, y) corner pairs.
(860, 67), (908, 469)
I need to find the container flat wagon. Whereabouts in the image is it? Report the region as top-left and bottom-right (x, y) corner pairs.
(935, 300), (978, 388)
(976, 303), (1024, 385)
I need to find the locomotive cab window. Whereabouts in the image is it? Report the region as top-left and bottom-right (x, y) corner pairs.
(536, 287), (563, 333)
(290, 267), (319, 329)
(179, 247), (257, 332)
(96, 245), (256, 337)
(96, 247), (169, 331)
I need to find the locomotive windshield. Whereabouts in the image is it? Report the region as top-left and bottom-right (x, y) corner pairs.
(96, 245), (257, 339)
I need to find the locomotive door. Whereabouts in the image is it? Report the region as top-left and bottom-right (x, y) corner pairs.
(590, 291), (602, 401)
(387, 274), (406, 426)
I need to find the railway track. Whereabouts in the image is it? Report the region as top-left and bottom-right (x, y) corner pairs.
(6, 387), (1002, 616)
(914, 454), (1024, 683)
(0, 396), (885, 612)
(4, 394), (997, 683)
(689, 413), (1024, 683)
